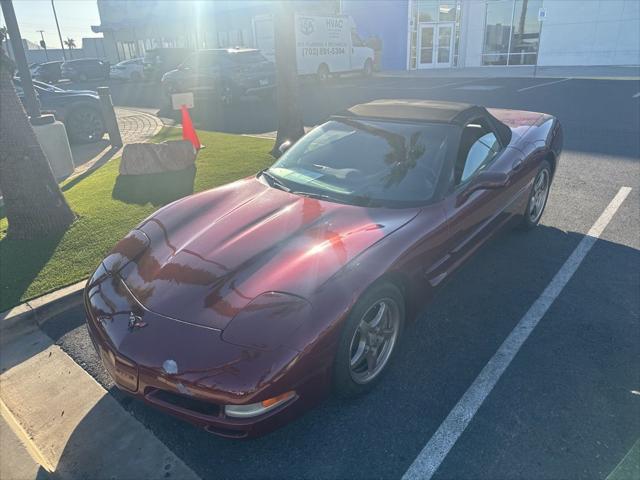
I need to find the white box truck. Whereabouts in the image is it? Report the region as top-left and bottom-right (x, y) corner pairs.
(252, 14), (375, 79)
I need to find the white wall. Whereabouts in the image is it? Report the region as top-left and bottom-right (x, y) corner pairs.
(538, 0), (640, 66)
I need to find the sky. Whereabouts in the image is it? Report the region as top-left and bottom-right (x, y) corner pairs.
(1, 0), (102, 49)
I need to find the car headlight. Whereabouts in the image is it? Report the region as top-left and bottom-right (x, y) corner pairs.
(224, 391), (296, 418)
(221, 292), (311, 351)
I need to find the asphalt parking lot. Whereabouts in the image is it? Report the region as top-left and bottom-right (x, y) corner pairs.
(44, 75), (639, 479)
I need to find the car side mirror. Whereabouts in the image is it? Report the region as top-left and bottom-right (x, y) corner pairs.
(278, 140), (292, 155)
(456, 171), (508, 207)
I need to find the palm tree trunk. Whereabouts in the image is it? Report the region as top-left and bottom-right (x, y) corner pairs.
(271, 3), (304, 157)
(0, 51), (75, 240)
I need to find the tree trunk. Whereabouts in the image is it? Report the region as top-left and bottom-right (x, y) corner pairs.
(0, 51), (75, 240)
(271, 3), (304, 157)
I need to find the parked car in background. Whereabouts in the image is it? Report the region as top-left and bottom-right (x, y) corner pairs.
(161, 48), (276, 105)
(33, 61), (63, 83)
(29, 63), (41, 75)
(61, 58), (110, 81)
(14, 79), (106, 144)
(110, 58), (144, 81)
(143, 47), (192, 82)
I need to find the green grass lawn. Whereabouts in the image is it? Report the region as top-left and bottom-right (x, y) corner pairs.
(0, 128), (274, 312)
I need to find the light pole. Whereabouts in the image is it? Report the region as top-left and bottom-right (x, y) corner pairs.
(37, 29), (49, 60)
(50, 0), (66, 60)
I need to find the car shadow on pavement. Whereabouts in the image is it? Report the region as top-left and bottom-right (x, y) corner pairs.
(112, 165), (196, 206)
(44, 221), (639, 480)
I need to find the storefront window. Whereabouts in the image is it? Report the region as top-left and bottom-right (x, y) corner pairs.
(418, 1), (438, 22)
(482, 0), (541, 65)
(438, 2), (457, 22)
(509, 0), (542, 65)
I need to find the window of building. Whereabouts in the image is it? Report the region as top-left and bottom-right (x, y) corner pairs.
(482, 0), (542, 66)
(409, 0), (462, 69)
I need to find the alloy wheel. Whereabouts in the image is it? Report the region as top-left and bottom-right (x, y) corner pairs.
(529, 168), (550, 223)
(69, 109), (104, 143)
(349, 298), (400, 384)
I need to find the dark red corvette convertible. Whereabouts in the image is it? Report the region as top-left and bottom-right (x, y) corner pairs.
(85, 100), (562, 438)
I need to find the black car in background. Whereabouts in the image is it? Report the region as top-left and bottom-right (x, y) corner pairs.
(143, 48), (192, 82)
(61, 59), (110, 81)
(33, 61), (64, 83)
(161, 48), (275, 105)
(14, 79), (106, 144)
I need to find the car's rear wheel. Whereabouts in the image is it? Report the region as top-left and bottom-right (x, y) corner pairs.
(363, 58), (373, 77)
(79, 73), (88, 82)
(66, 106), (106, 144)
(520, 160), (551, 229)
(333, 281), (405, 397)
(317, 63), (330, 83)
(220, 84), (237, 106)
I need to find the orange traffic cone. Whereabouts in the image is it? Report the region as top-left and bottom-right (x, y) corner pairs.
(181, 105), (202, 151)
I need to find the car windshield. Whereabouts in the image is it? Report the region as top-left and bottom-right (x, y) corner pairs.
(266, 119), (453, 207)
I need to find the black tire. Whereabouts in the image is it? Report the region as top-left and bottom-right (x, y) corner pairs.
(317, 63), (330, 83)
(363, 58), (373, 77)
(520, 160), (552, 230)
(333, 280), (405, 398)
(220, 84), (237, 106)
(66, 106), (106, 144)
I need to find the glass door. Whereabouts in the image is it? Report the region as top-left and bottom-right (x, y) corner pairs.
(418, 22), (454, 68)
(417, 24), (435, 68)
(435, 23), (454, 67)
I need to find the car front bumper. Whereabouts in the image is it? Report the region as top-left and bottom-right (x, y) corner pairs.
(83, 266), (330, 438)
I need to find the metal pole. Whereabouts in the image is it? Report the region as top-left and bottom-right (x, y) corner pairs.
(51, 0), (66, 60)
(97, 86), (122, 148)
(1, 0), (42, 120)
(37, 29), (49, 60)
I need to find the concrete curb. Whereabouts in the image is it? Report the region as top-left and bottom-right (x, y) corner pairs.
(0, 280), (87, 337)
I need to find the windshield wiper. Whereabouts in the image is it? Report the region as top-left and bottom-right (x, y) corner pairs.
(260, 169), (291, 192)
(290, 190), (335, 202)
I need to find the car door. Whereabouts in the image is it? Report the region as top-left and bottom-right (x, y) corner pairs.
(426, 119), (519, 286)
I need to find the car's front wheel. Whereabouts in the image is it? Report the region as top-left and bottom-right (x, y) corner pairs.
(66, 106), (106, 144)
(520, 160), (552, 229)
(333, 281), (405, 397)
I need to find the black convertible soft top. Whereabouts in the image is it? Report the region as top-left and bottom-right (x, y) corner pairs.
(338, 99), (512, 145)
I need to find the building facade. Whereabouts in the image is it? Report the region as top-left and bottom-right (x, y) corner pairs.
(92, 0), (640, 69)
(343, 0), (640, 70)
(92, 0), (338, 63)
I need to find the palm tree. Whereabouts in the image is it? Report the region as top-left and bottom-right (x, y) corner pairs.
(0, 37), (75, 239)
(64, 37), (76, 58)
(271, 2), (304, 156)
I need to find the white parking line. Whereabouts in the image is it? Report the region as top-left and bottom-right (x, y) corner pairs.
(633, 92), (640, 98)
(517, 77), (572, 92)
(402, 186), (632, 480)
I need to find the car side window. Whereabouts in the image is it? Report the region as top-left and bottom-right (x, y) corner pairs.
(454, 120), (502, 186)
(460, 132), (500, 183)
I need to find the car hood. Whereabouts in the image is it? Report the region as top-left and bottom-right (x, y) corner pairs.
(109, 177), (419, 330)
